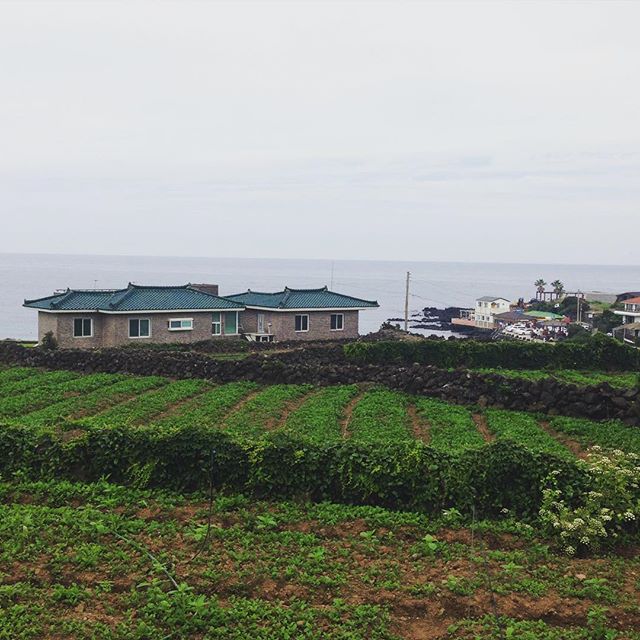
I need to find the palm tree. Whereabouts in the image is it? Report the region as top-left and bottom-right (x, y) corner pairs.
(551, 280), (565, 299)
(534, 279), (546, 300)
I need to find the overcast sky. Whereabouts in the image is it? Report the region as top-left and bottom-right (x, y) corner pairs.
(1, 0), (639, 264)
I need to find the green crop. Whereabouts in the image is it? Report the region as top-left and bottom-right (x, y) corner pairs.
(223, 384), (313, 441)
(348, 388), (412, 443)
(281, 384), (359, 443)
(86, 378), (210, 427)
(415, 397), (485, 453)
(484, 409), (574, 459)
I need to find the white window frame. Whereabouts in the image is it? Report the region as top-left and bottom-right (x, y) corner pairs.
(212, 312), (221, 335)
(73, 317), (93, 338)
(223, 311), (239, 336)
(168, 318), (193, 331)
(129, 318), (151, 339)
(330, 313), (344, 331)
(295, 314), (309, 332)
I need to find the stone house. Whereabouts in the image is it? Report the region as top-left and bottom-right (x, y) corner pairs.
(227, 287), (379, 342)
(23, 283), (244, 349)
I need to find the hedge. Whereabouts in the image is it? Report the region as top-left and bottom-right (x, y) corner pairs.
(344, 334), (640, 371)
(0, 423), (588, 518)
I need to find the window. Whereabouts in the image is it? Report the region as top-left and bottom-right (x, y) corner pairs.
(168, 318), (193, 331)
(212, 312), (221, 335)
(73, 317), (93, 338)
(330, 313), (344, 331)
(223, 311), (238, 335)
(295, 314), (309, 332)
(129, 318), (150, 338)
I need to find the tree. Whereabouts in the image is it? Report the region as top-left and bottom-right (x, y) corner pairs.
(41, 331), (58, 350)
(551, 280), (565, 298)
(534, 279), (546, 300)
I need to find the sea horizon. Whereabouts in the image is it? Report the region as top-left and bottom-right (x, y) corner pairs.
(2, 252), (638, 341)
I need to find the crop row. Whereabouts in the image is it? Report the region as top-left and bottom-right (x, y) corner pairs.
(222, 384), (313, 441)
(0, 372), (129, 419)
(415, 397), (485, 453)
(347, 388), (413, 443)
(2, 366), (638, 459)
(15, 376), (168, 427)
(484, 409), (574, 459)
(85, 378), (210, 427)
(549, 415), (640, 454)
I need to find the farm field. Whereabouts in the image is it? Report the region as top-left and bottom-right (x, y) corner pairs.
(1, 365), (640, 639)
(2, 479), (640, 640)
(0, 366), (638, 457)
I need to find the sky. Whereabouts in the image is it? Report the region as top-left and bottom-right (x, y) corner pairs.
(1, 0), (639, 265)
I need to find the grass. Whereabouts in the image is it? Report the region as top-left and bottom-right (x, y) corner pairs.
(476, 368), (640, 389)
(0, 478), (638, 639)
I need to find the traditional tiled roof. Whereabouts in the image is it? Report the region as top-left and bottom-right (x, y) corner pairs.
(226, 286), (378, 310)
(24, 284), (244, 312)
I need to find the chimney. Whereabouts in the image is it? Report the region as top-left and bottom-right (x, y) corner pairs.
(191, 283), (219, 296)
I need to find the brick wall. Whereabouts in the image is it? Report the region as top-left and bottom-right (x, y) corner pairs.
(268, 310), (359, 341)
(39, 310), (241, 348)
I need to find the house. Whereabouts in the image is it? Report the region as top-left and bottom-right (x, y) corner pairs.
(613, 296), (640, 325)
(474, 296), (511, 329)
(226, 286), (379, 342)
(23, 283), (244, 348)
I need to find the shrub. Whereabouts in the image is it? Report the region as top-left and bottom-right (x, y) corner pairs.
(40, 331), (58, 351)
(539, 447), (640, 555)
(344, 333), (640, 371)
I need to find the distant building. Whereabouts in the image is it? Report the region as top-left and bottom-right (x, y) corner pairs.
(474, 296), (511, 329)
(613, 296), (640, 325)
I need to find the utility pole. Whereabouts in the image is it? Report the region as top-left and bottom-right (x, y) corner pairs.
(576, 292), (581, 324)
(404, 271), (410, 332)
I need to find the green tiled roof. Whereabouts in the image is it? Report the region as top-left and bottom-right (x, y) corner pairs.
(24, 284), (244, 312)
(227, 287), (378, 310)
(526, 310), (565, 320)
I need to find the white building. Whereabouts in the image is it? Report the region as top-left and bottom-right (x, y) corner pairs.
(474, 296), (511, 329)
(613, 296), (640, 325)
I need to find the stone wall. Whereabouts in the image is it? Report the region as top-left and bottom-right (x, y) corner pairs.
(1, 341), (638, 425)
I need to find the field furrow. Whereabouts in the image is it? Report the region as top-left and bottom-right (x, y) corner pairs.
(222, 384), (314, 441)
(415, 398), (484, 452)
(0, 372), (125, 419)
(280, 384), (359, 443)
(85, 378), (211, 427)
(484, 409), (574, 459)
(0, 369), (80, 400)
(152, 381), (260, 430)
(548, 415), (640, 454)
(14, 376), (167, 426)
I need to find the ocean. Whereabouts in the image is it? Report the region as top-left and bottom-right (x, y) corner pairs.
(1, 252), (639, 340)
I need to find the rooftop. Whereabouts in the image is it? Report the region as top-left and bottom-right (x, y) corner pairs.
(226, 286), (379, 310)
(623, 297), (640, 305)
(476, 296), (510, 303)
(24, 284), (244, 312)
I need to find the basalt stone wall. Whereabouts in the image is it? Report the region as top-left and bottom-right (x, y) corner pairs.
(1, 342), (638, 425)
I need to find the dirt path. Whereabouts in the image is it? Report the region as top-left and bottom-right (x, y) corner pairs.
(472, 413), (494, 442)
(539, 420), (588, 459)
(340, 387), (367, 440)
(270, 389), (318, 431)
(132, 386), (213, 425)
(408, 403), (430, 444)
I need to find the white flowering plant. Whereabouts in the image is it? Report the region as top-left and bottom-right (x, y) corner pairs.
(539, 447), (640, 555)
